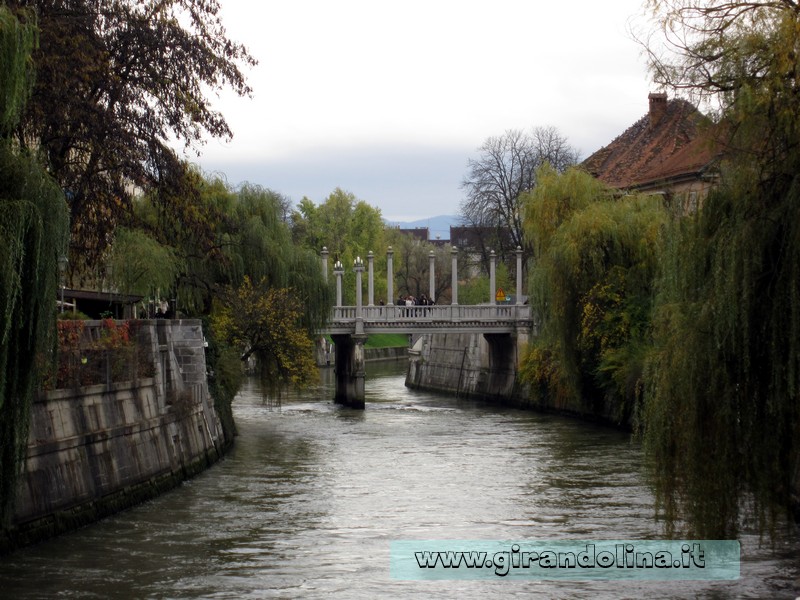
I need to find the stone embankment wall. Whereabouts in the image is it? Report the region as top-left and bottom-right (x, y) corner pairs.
(1, 319), (225, 554)
(405, 332), (528, 403)
(406, 331), (633, 428)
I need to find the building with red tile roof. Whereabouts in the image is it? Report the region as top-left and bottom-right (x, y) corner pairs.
(582, 93), (719, 205)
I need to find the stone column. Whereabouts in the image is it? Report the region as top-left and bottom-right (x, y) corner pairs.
(354, 257), (364, 336)
(489, 250), (496, 305)
(334, 260), (344, 307)
(320, 246), (329, 282)
(429, 250), (436, 303)
(352, 256), (367, 408)
(367, 250), (375, 306)
(450, 246), (458, 305)
(516, 246), (523, 305)
(386, 246), (394, 305)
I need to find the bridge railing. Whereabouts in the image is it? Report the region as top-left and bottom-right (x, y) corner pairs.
(329, 304), (531, 323)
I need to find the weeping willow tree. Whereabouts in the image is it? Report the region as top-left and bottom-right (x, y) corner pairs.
(0, 6), (34, 135)
(212, 184), (331, 401)
(128, 174), (331, 413)
(107, 228), (183, 298)
(230, 184), (331, 329)
(641, 0), (800, 537)
(645, 165), (800, 538)
(0, 7), (69, 521)
(520, 166), (666, 424)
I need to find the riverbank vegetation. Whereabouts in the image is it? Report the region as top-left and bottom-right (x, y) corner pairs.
(521, 0), (800, 539)
(0, 2), (330, 498)
(520, 167), (665, 426)
(642, 0), (800, 539)
(0, 7), (70, 521)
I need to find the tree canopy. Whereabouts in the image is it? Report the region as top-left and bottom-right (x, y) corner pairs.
(291, 188), (385, 304)
(211, 277), (319, 398)
(6, 0), (255, 271)
(520, 167), (664, 425)
(640, 0), (800, 537)
(292, 188), (384, 260)
(460, 126), (579, 266)
(0, 5), (69, 521)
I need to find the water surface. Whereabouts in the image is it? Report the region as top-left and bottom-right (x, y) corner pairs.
(1, 361), (798, 598)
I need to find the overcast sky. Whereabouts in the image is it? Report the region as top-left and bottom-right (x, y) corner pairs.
(188, 0), (655, 222)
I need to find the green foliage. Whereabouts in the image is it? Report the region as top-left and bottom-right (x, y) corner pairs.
(640, 0), (800, 539)
(108, 228), (183, 297)
(292, 188), (384, 259)
(522, 163), (615, 259)
(56, 309), (91, 320)
(0, 6), (69, 521)
(0, 6), (36, 136)
(117, 171), (331, 425)
(0, 151), (69, 521)
(644, 173), (800, 538)
(520, 168), (665, 424)
(7, 0), (255, 268)
(292, 188), (386, 304)
(128, 173), (331, 329)
(458, 263), (512, 306)
(458, 274), (489, 306)
(211, 277), (318, 400)
(201, 315), (241, 444)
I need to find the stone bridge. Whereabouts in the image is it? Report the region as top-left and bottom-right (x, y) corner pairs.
(318, 246), (533, 408)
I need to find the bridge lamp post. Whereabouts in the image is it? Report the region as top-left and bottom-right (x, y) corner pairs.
(451, 246), (458, 306)
(489, 250), (497, 306)
(367, 250), (375, 306)
(386, 246), (394, 306)
(321, 246), (329, 283)
(353, 256), (365, 336)
(333, 260), (344, 307)
(516, 246), (523, 306)
(428, 250), (435, 304)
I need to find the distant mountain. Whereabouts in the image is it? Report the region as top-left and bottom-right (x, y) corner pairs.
(384, 214), (462, 241)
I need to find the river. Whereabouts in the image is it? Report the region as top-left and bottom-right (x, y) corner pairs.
(1, 361), (798, 599)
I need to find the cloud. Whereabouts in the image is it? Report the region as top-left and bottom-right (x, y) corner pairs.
(196, 144), (472, 221)
(191, 0), (656, 220)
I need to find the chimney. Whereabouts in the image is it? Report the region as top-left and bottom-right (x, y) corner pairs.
(648, 92), (667, 127)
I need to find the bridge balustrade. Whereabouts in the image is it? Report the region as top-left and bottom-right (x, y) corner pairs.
(329, 304), (531, 324)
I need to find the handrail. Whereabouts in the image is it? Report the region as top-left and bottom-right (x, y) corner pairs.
(328, 304), (531, 323)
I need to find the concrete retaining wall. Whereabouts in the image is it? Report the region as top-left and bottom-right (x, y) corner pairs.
(1, 319), (225, 554)
(405, 332), (528, 402)
(405, 331), (634, 427)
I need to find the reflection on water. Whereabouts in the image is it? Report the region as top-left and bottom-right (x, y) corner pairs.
(1, 360), (798, 599)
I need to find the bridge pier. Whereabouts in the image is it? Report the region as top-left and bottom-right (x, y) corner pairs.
(332, 334), (366, 409)
(483, 333), (517, 399)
